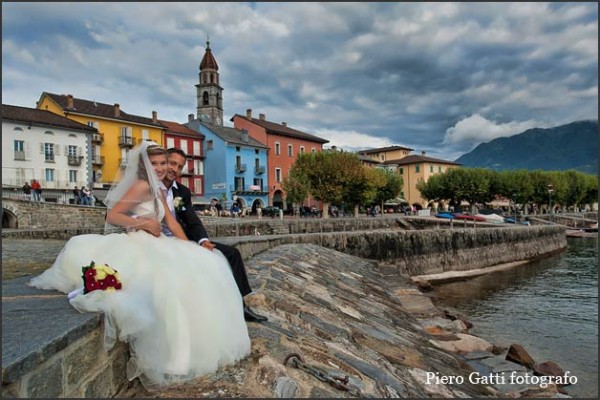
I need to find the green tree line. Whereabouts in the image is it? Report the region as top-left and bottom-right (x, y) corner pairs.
(417, 168), (598, 212)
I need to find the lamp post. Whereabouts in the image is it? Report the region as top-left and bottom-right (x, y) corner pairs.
(547, 184), (554, 222)
(512, 193), (517, 223)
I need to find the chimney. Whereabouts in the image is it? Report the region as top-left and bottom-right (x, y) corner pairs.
(259, 113), (265, 120)
(246, 109), (252, 119)
(188, 113), (194, 122)
(152, 110), (157, 124)
(241, 129), (249, 143)
(421, 151), (426, 156)
(67, 94), (74, 109)
(281, 122), (287, 127)
(331, 145), (337, 151)
(114, 103), (120, 118)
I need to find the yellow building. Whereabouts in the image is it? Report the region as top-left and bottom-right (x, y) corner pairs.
(37, 92), (165, 187)
(358, 145), (413, 163)
(383, 152), (460, 208)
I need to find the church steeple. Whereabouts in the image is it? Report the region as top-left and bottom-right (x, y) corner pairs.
(196, 38), (223, 126)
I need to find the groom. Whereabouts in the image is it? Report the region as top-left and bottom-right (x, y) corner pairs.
(162, 147), (267, 323)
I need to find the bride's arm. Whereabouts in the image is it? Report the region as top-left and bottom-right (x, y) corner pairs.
(159, 194), (188, 240)
(106, 180), (162, 236)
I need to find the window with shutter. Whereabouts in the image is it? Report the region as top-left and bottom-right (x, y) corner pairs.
(55, 144), (60, 156)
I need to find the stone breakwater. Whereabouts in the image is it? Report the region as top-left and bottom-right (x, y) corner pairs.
(2, 228), (568, 398)
(139, 244), (496, 398)
(129, 243), (568, 398)
(218, 225), (567, 278)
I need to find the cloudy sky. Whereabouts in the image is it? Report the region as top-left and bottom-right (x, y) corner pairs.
(3, 2), (598, 161)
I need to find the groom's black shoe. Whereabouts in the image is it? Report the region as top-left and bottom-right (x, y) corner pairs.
(244, 306), (268, 323)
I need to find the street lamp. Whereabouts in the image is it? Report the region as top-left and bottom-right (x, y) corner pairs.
(547, 184), (554, 222)
(512, 193), (517, 223)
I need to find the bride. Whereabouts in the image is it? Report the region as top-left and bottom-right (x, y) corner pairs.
(28, 141), (251, 388)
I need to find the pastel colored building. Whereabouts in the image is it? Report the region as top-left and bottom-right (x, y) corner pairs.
(231, 110), (329, 209)
(36, 92), (164, 188)
(384, 151), (461, 208)
(2, 104), (96, 195)
(185, 118), (269, 212)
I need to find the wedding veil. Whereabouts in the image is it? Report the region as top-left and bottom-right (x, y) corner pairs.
(103, 141), (166, 234)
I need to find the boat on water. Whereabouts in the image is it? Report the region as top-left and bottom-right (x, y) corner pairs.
(566, 223), (598, 238)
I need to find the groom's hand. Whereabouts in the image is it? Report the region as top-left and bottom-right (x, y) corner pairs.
(201, 240), (215, 251)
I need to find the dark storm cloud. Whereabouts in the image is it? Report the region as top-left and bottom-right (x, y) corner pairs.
(2, 2), (597, 160)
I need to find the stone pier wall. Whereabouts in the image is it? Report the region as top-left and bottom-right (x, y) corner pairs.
(2, 199), (106, 230)
(2, 323), (129, 398)
(220, 225), (566, 277)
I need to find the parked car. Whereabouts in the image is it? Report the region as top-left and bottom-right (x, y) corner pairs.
(261, 206), (281, 217)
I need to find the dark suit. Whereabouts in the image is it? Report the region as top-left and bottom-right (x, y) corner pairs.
(171, 183), (253, 298)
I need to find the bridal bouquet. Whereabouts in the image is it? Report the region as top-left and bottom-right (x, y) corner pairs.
(82, 261), (123, 294)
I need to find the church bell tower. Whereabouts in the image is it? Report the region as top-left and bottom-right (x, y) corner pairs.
(196, 39), (223, 126)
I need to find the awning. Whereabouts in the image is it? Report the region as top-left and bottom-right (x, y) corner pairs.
(191, 196), (211, 205)
(384, 197), (407, 206)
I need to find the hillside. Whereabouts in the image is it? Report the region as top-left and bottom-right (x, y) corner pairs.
(455, 120), (598, 174)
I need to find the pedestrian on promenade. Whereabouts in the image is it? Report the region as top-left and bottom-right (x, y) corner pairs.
(81, 186), (91, 206)
(72, 186), (81, 205)
(22, 181), (31, 201)
(31, 179), (42, 202)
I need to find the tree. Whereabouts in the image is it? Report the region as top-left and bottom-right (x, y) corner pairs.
(288, 151), (368, 218)
(282, 168), (310, 217)
(373, 168), (403, 208)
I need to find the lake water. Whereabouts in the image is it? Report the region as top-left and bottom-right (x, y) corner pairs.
(429, 237), (598, 398)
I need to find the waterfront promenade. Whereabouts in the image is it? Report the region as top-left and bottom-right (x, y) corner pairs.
(2, 213), (578, 398)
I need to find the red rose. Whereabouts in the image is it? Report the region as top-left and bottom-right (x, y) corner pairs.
(115, 282), (122, 290)
(106, 275), (117, 287)
(85, 280), (97, 292)
(84, 268), (96, 279)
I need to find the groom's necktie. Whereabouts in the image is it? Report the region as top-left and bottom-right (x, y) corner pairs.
(161, 187), (175, 236)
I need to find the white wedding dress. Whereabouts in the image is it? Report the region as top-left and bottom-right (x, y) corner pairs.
(28, 199), (251, 388)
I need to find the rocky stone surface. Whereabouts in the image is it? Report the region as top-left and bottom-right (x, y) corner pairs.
(506, 344), (536, 369)
(4, 237), (573, 398)
(117, 243), (543, 398)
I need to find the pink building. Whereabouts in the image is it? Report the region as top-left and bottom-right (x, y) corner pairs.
(231, 110), (328, 209)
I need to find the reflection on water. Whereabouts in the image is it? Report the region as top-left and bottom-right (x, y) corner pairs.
(429, 238), (598, 398)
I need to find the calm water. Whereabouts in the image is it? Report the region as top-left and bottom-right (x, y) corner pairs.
(430, 238), (598, 398)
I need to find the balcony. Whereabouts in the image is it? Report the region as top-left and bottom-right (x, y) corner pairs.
(181, 167), (195, 176)
(118, 136), (134, 148)
(92, 156), (105, 166)
(235, 163), (247, 173)
(92, 133), (104, 143)
(67, 155), (83, 166)
(254, 165), (266, 174)
(230, 184), (268, 195)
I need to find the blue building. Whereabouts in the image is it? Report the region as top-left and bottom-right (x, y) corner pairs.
(185, 119), (269, 213)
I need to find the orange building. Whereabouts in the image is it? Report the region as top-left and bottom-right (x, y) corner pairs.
(231, 110), (329, 209)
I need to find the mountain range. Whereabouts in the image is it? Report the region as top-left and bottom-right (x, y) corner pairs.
(454, 120), (598, 175)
